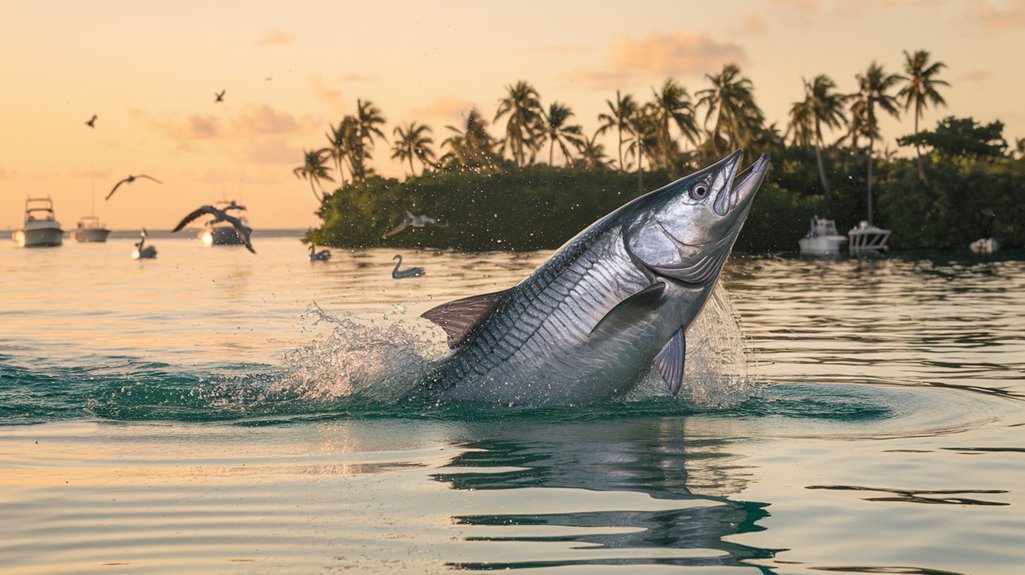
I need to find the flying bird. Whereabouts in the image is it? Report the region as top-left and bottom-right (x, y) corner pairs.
(214, 90), (225, 102)
(85, 115), (97, 128)
(383, 211), (446, 238)
(172, 204), (255, 254)
(391, 254), (425, 279)
(105, 174), (163, 200)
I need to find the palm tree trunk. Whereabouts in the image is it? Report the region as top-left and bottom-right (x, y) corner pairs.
(814, 141), (829, 194)
(408, 148), (415, 177)
(550, 138), (555, 166)
(617, 129), (625, 171)
(310, 180), (322, 203)
(866, 139), (874, 225)
(637, 139), (644, 192)
(914, 110), (925, 182)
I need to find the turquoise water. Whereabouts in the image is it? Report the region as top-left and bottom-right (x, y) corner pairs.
(2, 236), (1024, 574)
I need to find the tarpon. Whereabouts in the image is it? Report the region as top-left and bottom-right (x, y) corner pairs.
(418, 150), (769, 406)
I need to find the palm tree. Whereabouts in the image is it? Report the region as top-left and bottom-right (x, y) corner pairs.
(347, 99), (386, 181)
(696, 64), (765, 155)
(788, 75), (848, 193)
(494, 81), (544, 167)
(596, 90), (638, 171)
(441, 108), (499, 169)
(293, 148), (334, 202)
(626, 107), (658, 190)
(647, 79), (699, 170)
(325, 117), (358, 186)
(540, 102), (584, 165)
(898, 50), (949, 180)
(851, 61), (902, 224)
(786, 98), (815, 148)
(573, 131), (612, 170)
(391, 122), (435, 176)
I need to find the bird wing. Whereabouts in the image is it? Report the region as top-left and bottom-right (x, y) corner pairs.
(223, 214), (256, 254)
(105, 178), (130, 200)
(135, 174), (163, 184)
(172, 206), (216, 232)
(383, 220), (409, 238)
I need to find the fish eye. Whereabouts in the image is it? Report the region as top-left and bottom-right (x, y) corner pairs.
(689, 183), (709, 200)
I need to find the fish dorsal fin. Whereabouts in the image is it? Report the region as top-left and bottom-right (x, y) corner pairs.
(589, 282), (665, 336)
(422, 289), (511, 348)
(655, 327), (687, 398)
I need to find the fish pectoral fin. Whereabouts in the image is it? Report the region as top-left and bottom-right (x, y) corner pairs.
(422, 289), (512, 348)
(589, 282), (665, 336)
(655, 327), (686, 398)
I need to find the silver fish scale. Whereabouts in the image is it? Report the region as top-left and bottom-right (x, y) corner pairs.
(428, 223), (649, 396)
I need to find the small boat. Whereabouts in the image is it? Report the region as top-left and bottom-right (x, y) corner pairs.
(969, 238), (999, 254)
(12, 197), (63, 248)
(798, 215), (847, 256)
(198, 200), (250, 247)
(70, 215), (111, 243)
(848, 220), (891, 255)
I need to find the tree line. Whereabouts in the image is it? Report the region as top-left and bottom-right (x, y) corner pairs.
(299, 51), (1025, 252)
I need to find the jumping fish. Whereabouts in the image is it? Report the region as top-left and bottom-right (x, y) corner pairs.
(418, 150), (769, 406)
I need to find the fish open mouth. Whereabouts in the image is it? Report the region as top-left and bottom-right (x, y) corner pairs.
(715, 152), (770, 219)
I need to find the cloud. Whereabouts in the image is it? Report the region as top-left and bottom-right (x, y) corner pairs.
(256, 29), (293, 46)
(570, 32), (745, 89)
(976, 0), (1025, 30)
(66, 168), (113, 179)
(340, 73), (375, 83)
(235, 139), (301, 166)
(957, 69), (992, 83)
(529, 44), (588, 54)
(770, 0), (818, 13)
(312, 75), (346, 114)
(153, 114), (221, 141)
(740, 13), (766, 34)
(410, 97), (477, 122)
(148, 105), (314, 142)
(229, 104), (309, 137)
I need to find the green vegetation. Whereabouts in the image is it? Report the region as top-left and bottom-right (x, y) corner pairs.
(301, 55), (1025, 253)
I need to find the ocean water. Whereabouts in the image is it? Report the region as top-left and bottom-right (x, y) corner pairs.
(1, 235), (1024, 574)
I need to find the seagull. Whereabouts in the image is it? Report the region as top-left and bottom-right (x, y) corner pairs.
(172, 204), (255, 254)
(132, 228), (157, 260)
(105, 174), (163, 200)
(309, 243), (331, 262)
(391, 255), (424, 279)
(383, 211), (446, 238)
(85, 114), (97, 128)
(215, 90), (225, 103)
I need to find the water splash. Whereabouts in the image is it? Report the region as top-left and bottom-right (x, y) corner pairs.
(275, 303), (447, 404)
(626, 282), (756, 407)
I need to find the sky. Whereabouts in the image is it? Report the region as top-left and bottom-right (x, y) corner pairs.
(1, 0), (1023, 230)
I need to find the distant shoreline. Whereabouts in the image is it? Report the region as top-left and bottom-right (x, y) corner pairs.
(1, 229), (309, 240)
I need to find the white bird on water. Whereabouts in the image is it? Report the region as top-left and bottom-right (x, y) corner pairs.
(131, 228), (157, 260)
(309, 243), (331, 262)
(383, 211), (446, 238)
(391, 255), (425, 279)
(172, 203), (255, 254)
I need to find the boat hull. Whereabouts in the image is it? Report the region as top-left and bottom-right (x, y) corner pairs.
(199, 225), (245, 246)
(71, 228), (111, 243)
(13, 226), (63, 248)
(799, 235), (846, 256)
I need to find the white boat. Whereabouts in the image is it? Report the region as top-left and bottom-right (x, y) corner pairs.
(70, 215), (111, 243)
(198, 200), (250, 247)
(12, 197), (63, 248)
(969, 238), (999, 254)
(848, 220), (891, 254)
(798, 215), (847, 256)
